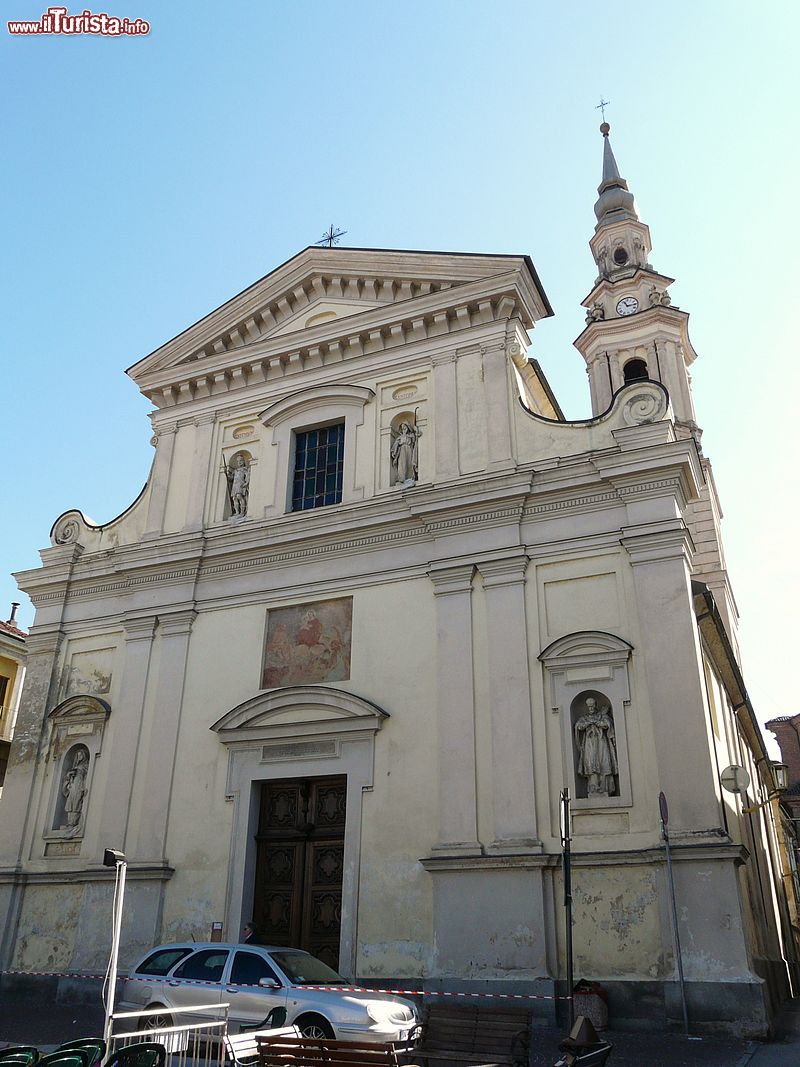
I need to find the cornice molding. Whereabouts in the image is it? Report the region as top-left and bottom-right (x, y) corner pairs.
(260, 383), (375, 427)
(138, 272), (534, 409)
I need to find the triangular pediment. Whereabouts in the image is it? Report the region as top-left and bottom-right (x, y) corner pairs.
(267, 297), (389, 338)
(127, 247), (552, 402)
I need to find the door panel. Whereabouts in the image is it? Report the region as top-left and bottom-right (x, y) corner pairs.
(167, 949), (228, 1021)
(254, 777), (346, 969)
(224, 949), (287, 1031)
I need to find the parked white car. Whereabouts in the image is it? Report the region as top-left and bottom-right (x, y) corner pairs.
(118, 942), (418, 1041)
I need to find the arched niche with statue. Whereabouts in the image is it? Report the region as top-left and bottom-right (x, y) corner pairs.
(43, 694), (110, 855)
(389, 411), (423, 488)
(540, 631), (633, 810)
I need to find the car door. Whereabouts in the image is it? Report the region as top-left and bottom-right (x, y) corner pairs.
(223, 949), (288, 1032)
(166, 948), (229, 1022)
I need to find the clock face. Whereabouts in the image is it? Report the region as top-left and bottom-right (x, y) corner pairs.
(616, 296), (639, 316)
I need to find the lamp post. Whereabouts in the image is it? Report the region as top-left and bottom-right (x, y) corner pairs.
(560, 788), (574, 1029)
(659, 792), (690, 1038)
(103, 848), (127, 1049)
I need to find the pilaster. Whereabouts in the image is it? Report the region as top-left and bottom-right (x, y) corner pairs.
(127, 609), (196, 862)
(432, 352), (459, 480)
(0, 629), (63, 866)
(184, 414), (217, 532)
(428, 563), (481, 856)
(481, 342), (514, 471)
(621, 521), (722, 835)
(98, 615), (158, 851)
(477, 553), (540, 852)
(143, 422), (177, 538)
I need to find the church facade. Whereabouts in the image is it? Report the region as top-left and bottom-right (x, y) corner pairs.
(1, 129), (796, 1034)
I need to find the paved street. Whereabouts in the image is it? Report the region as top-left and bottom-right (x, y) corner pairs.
(4, 988), (800, 1065)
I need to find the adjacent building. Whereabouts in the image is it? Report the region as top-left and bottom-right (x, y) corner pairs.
(0, 604), (27, 791)
(1, 127), (795, 1034)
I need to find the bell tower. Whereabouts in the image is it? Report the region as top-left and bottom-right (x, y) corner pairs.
(575, 123), (699, 437)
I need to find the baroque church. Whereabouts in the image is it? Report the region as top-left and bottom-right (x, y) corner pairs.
(1, 127), (797, 1035)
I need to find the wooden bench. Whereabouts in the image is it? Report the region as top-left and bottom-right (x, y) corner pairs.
(225, 1027), (301, 1065)
(255, 1035), (419, 1067)
(400, 1004), (531, 1067)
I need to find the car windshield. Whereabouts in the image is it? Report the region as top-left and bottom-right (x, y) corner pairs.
(269, 951), (346, 985)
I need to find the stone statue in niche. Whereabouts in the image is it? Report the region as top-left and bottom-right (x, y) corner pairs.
(391, 420), (422, 487)
(58, 746), (89, 836)
(575, 697), (618, 797)
(225, 453), (250, 517)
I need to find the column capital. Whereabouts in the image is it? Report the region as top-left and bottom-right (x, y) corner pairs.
(157, 609), (197, 637)
(151, 421), (178, 438)
(431, 350), (456, 367)
(621, 520), (694, 566)
(477, 552), (529, 588)
(123, 614), (158, 641)
(194, 413), (218, 428)
(25, 629), (64, 657)
(427, 562), (474, 596)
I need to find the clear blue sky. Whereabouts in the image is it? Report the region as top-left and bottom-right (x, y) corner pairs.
(3, 1), (798, 740)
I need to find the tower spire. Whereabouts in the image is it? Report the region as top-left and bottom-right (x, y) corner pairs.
(594, 123), (639, 230)
(576, 122), (699, 432)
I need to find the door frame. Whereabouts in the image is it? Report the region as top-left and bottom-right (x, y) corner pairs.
(254, 774), (347, 964)
(212, 685), (388, 980)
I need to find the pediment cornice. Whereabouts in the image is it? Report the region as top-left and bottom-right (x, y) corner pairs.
(128, 248), (551, 409)
(211, 684), (388, 745)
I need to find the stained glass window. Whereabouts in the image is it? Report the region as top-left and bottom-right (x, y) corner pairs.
(292, 423), (345, 511)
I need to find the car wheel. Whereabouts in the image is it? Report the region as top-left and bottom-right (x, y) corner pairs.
(143, 1005), (173, 1032)
(296, 1014), (335, 1039)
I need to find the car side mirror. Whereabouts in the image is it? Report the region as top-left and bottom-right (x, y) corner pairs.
(259, 977), (282, 989)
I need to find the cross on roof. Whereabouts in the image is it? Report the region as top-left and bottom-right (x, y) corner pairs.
(596, 97), (611, 121)
(316, 225), (347, 248)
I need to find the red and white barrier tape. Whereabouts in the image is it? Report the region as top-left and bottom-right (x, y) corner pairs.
(0, 970), (564, 1001)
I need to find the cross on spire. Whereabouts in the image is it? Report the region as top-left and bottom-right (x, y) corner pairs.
(595, 97), (610, 122)
(316, 225), (347, 248)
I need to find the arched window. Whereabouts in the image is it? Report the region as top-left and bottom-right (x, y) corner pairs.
(623, 358), (648, 383)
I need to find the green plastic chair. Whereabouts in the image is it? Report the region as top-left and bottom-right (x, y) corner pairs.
(56, 1043), (105, 1067)
(105, 1044), (166, 1067)
(37, 1054), (88, 1067)
(0, 1050), (40, 1067)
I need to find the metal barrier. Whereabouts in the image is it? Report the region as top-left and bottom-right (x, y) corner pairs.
(109, 1003), (230, 1067)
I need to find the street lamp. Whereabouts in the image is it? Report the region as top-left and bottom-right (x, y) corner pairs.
(102, 847), (127, 1049)
(771, 762), (789, 793)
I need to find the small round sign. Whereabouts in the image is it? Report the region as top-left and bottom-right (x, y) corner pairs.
(720, 765), (751, 795)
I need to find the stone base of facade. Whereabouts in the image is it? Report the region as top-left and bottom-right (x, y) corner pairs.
(0, 970), (780, 1039)
(556, 977), (776, 1038)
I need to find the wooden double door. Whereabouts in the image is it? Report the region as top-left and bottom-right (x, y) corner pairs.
(253, 776), (346, 970)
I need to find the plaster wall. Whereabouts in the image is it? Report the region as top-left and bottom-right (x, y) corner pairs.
(3, 250), (790, 1034)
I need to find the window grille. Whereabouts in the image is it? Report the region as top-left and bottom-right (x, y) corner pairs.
(292, 423), (345, 511)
